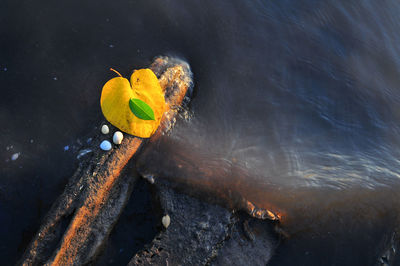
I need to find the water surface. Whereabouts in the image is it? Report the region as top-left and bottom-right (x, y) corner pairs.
(1, 0), (400, 265)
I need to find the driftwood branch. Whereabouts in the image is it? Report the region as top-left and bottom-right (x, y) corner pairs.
(21, 56), (193, 266)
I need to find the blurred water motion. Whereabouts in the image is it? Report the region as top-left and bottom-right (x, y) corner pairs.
(1, 0), (400, 264)
(139, 0), (400, 220)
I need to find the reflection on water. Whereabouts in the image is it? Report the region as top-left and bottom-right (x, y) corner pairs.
(1, 0), (400, 264)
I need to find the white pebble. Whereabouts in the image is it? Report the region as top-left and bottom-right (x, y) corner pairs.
(143, 174), (155, 184)
(113, 131), (123, 144)
(11, 153), (20, 161)
(101, 125), (109, 134)
(162, 214), (170, 228)
(100, 140), (112, 151)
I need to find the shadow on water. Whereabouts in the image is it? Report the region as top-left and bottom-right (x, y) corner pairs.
(96, 178), (161, 266)
(1, 0), (400, 264)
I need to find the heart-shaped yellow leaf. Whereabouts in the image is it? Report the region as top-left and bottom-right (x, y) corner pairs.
(100, 69), (165, 138)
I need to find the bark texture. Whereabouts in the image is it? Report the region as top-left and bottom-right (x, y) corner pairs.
(21, 56), (193, 266)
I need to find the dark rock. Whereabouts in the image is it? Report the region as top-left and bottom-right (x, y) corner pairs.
(211, 216), (279, 266)
(129, 180), (279, 266)
(129, 183), (233, 265)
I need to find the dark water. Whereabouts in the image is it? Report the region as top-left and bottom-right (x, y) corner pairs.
(1, 0), (400, 265)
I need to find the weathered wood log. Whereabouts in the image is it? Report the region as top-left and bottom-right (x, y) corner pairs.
(21, 56), (193, 266)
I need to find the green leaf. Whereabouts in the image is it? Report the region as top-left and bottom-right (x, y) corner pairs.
(129, 98), (155, 120)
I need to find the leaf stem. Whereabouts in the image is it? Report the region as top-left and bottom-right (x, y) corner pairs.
(109, 68), (122, 77)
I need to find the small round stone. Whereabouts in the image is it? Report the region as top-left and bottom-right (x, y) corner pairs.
(101, 125), (109, 134)
(11, 153), (20, 161)
(100, 140), (112, 151)
(162, 214), (170, 228)
(113, 131), (123, 145)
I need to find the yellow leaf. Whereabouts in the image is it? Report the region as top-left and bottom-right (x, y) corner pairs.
(100, 69), (165, 138)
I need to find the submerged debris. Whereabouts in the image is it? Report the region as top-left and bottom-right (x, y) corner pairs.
(11, 153), (20, 161)
(76, 149), (93, 160)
